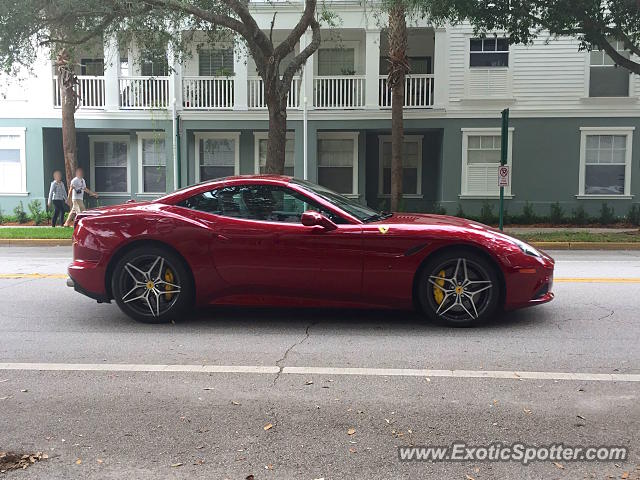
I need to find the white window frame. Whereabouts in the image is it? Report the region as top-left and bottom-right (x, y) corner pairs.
(460, 127), (514, 199)
(89, 135), (131, 195)
(584, 41), (635, 98)
(377, 135), (423, 198)
(317, 131), (359, 197)
(194, 132), (240, 183)
(137, 131), (167, 195)
(0, 127), (27, 195)
(253, 132), (295, 175)
(468, 37), (510, 68)
(315, 41), (361, 76)
(577, 127), (635, 199)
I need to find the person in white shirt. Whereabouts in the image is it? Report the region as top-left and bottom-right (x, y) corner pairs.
(64, 167), (98, 227)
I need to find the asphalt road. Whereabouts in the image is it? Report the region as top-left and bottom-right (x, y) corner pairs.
(1, 247), (639, 479)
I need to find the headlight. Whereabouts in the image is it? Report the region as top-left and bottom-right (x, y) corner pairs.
(510, 237), (541, 257)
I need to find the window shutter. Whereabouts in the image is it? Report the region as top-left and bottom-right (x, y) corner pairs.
(467, 69), (510, 98)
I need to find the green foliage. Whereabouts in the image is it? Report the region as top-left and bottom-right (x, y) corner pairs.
(418, 0), (640, 75)
(13, 201), (28, 224)
(432, 203), (447, 215)
(521, 201), (537, 224)
(627, 205), (640, 226)
(0, 205), (4, 225)
(571, 205), (589, 225)
(598, 202), (616, 225)
(479, 201), (497, 225)
(549, 202), (565, 224)
(455, 204), (465, 218)
(27, 200), (45, 225)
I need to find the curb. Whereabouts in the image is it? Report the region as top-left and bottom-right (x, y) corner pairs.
(531, 241), (640, 250)
(0, 239), (73, 246)
(1, 238), (640, 250)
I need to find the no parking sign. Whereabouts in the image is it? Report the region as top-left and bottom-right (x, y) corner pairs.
(498, 165), (510, 188)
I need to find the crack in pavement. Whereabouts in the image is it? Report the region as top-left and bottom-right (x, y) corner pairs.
(589, 303), (615, 322)
(272, 321), (317, 387)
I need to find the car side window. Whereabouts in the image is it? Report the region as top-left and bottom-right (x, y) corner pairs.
(180, 185), (346, 224)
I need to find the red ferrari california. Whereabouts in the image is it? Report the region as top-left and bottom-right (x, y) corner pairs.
(68, 175), (554, 326)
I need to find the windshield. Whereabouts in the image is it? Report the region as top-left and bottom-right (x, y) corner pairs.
(292, 179), (391, 223)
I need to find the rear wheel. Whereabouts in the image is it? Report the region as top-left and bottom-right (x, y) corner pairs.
(417, 249), (500, 327)
(111, 246), (192, 323)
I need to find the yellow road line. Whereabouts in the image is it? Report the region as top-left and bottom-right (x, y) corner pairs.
(0, 273), (68, 279)
(554, 278), (640, 284)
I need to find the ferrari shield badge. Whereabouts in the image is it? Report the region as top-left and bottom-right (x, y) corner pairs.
(378, 225), (389, 234)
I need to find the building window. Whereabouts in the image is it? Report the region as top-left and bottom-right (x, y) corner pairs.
(90, 136), (129, 193)
(378, 135), (423, 196)
(80, 58), (104, 76)
(318, 48), (355, 76)
(0, 128), (26, 194)
(579, 128), (634, 197)
(317, 132), (358, 195)
(461, 128), (513, 198)
(254, 133), (295, 176)
(195, 132), (240, 182)
(141, 50), (169, 76)
(589, 41), (630, 97)
(198, 49), (234, 76)
(470, 38), (509, 67)
(137, 132), (166, 194)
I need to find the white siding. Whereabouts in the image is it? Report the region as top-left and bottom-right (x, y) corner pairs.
(447, 26), (472, 102)
(511, 36), (587, 108)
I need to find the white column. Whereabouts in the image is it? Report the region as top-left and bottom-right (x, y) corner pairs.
(299, 29), (314, 110)
(433, 27), (449, 109)
(365, 29), (381, 109)
(233, 42), (248, 110)
(168, 42), (182, 110)
(103, 34), (120, 111)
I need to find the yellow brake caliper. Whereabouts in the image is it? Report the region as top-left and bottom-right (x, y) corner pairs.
(433, 270), (446, 305)
(164, 268), (175, 301)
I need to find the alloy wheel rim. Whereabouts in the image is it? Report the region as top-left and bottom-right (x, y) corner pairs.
(119, 255), (181, 318)
(427, 258), (493, 322)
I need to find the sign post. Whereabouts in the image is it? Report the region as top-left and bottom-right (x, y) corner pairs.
(499, 108), (510, 231)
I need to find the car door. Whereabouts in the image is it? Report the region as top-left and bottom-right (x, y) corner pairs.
(263, 186), (364, 301)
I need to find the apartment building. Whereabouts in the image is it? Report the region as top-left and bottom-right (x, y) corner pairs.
(0, 2), (639, 216)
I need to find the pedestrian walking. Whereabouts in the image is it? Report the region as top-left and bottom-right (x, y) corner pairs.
(63, 167), (98, 227)
(47, 170), (67, 227)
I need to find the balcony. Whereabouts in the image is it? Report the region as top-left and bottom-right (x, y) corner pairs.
(378, 74), (435, 108)
(53, 75), (105, 109)
(313, 76), (366, 109)
(182, 76), (234, 109)
(247, 76), (301, 109)
(119, 76), (170, 109)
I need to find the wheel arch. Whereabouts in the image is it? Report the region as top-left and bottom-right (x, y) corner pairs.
(104, 239), (195, 300)
(411, 243), (506, 310)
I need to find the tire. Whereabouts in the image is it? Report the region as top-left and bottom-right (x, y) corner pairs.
(111, 246), (193, 323)
(417, 249), (500, 327)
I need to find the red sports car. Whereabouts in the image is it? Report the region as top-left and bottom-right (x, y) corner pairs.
(68, 175), (554, 326)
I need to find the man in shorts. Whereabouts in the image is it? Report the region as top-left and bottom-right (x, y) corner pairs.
(64, 167), (99, 227)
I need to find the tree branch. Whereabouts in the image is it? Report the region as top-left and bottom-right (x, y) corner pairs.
(590, 29), (640, 75)
(280, 16), (320, 97)
(273, 0), (316, 60)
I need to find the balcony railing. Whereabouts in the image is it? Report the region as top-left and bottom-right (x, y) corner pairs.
(378, 74), (434, 108)
(53, 76), (105, 109)
(314, 75), (365, 109)
(119, 76), (170, 109)
(247, 76), (300, 109)
(183, 76), (234, 109)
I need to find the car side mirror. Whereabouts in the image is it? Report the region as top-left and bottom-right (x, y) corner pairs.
(301, 210), (337, 231)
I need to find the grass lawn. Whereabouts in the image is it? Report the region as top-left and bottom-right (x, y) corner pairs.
(515, 231), (640, 243)
(0, 227), (73, 239)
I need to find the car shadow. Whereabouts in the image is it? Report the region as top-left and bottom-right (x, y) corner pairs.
(164, 304), (549, 332)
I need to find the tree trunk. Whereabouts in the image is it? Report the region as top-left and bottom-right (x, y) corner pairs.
(387, 2), (409, 212)
(264, 80), (288, 174)
(56, 49), (78, 188)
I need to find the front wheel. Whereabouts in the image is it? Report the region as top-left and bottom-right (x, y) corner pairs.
(417, 249), (500, 327)
(111, 246), (192, 323)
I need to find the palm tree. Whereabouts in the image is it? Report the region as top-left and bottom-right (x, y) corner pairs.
(386, 1), (409, 211)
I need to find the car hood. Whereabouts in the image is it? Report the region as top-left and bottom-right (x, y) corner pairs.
(371, 213), (493, 230)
